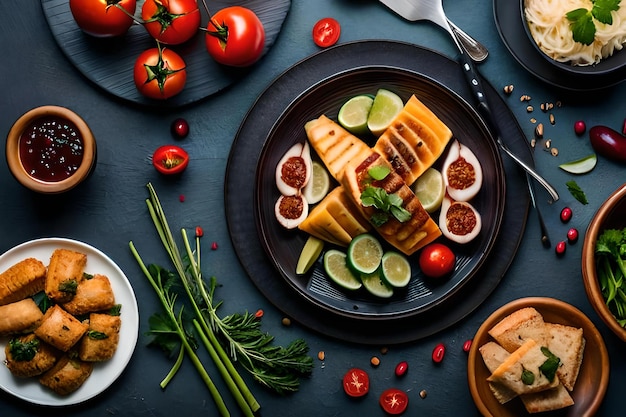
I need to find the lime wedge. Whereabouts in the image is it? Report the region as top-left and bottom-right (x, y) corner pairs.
(558, 153), (597, 174)
(412, 167), (445, 213)
(302, 161), (330, 204)
(347, 233), (384, 274)
(296, 236), (324, 274)
(338, 95), (374, 135)
(367, 89), (404, 136)
(361, 269), (394, 298)
(380, 251), (411, 288)
(323, 249), (362, 290)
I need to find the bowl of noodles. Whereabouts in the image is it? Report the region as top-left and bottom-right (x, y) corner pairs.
(521, 0), (626, 79)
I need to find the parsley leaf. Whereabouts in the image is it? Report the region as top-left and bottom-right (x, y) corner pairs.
(539, 347), (561, 382)
(593, 0), (621, 24)
(566, 180), (589, 204)
(567, 0), (622, 45)
(360, 186), (411, 225)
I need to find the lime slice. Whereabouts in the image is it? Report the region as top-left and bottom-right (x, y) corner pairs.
(347, 233), (384, 274)
(323, 249), (362, 290)
(380, 251), (411, 288)
(296, 236), (324, 274)
(412, 167), (445, 213)
(302, 161), (331, 204)
(338, 95), (374, 135)
(367, 89), (404, 136)
(558, 153), (597, 174)
(361, 269), (394, 298)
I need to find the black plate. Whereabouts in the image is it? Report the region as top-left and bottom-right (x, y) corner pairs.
(254, 66), (505, 319)
(225, 40), (531, 344)
(40, 0), (291, 107)
(494, 0), (626, 91)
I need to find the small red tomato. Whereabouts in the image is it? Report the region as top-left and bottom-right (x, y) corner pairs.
(152, 145), (189, 175)
(171, 118), (189, 138)
(342, 368), (370, 398)
(560, 207), (573, 223)
(312, 17), (341, 48)
(555, 240), (567, 257)
(379, 388), (409, 415)
(567, 228), (579, 244)
(574, 120), (586, 136)
(205, 6), (265, 67)
(419, 243), (456, 278)
(432, 343), (445, 363)
(70, 0), (137, 37)
(394, 361), (408, 377)
(133, 46), (187, 99)
(142, 0), (201, 45)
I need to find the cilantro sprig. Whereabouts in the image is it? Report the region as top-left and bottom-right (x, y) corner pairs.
(566, 0), (621, 45)
(359, 166), (411, 227)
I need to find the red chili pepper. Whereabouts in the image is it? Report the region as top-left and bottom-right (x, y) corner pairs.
(432, 343), (446, 363)
(462, 339), (473, 353)
(195, 226), (204, 238)
(211, 241), (218, 250)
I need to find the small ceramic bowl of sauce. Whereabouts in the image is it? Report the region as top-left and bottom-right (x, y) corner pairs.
(5, 105), (96, 194)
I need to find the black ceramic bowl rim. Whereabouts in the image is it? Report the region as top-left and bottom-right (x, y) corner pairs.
(520, 0), (626, 76)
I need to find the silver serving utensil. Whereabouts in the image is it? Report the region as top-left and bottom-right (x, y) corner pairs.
(527, 173), (551, 247)
(379, 0), (559, 202)
(380, 0), (488, 62)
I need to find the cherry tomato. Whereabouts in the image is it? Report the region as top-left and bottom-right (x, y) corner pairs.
(312, 17), (341, 47)
(342, 368), (369, 397)
(133, 46), (187, 99)
(152, 145), (189, 175)
(70, 0), (137, 37)
(379, 388), (409, 415)
(418, 243), (456, 278)
(205, 6), (265, 67)
(142, 0), (201, 45)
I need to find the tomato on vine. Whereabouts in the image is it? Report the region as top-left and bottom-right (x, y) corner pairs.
(204, 6), (265, 67)
(133, 44), (187, 99)
(142, 0), (201, 45)
(70, 0), (137, 37)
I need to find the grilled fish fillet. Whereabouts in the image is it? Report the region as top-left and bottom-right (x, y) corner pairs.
(0, 258), (46, 306)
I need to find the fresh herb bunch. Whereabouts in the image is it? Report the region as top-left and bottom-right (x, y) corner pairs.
(567, 0), (621, 45)
(595, 227), (626, 326)
(360, 165), (411, 226)
(130, 183), (313, 417)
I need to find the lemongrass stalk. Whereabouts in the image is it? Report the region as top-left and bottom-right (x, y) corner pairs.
(160, 340), (185, 389)
(129, 242), (229, 417)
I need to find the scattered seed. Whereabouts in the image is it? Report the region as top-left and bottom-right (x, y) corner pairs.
(317, 351), (325, 361)
(370, 356), (381, 367)
(281, 317), (291, 326)
(535, 123), (544, 139)
(526, 105), (534, 112)
(545, 139), (551, 148)
(556, 100), (563, 107)
(211, 242), (218, 250)
(419, 389), (428, 399)
(462, 339), (473, 353)
(520, 94), (531, 102)
(432, 343), (446, 363)
(530, 138), (536, 148)
(530, 117), (537, 123)
(549, 113), (555, 125)
(551, 148), (559, 156)
(560, 207), (573, 223)
(380, 347), (389, 355)
(503, 84), (514, 94)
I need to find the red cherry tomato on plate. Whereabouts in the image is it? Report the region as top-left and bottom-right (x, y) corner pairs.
(152, 145), (189, 175)
(312, 17), (341, 47)
(379, 388), (408, 415)
(342, 368), (369, 397)
(70, 0), (137, 37)
(418, 243), (456, 278)
(133, 46), (187, 99)
(205, 6), (265, 67)
(142, 0), (201, 45)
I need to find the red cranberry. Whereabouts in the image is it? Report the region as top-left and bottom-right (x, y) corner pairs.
(432, 343), (446, 363)
(567, 228), (579, 244)
(560, 207), (573, 223)
(555, 241), (567, 256)
(171, 118), (190, 139)
(462, 339), (473, 353)
(574, 120), (586, 136)
(395, 361), (408, 377)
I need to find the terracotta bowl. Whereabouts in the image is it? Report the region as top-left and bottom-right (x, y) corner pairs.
(5, 105), (96, 194)
(582, 183), (626, 342)
(467, 297), (609, 417)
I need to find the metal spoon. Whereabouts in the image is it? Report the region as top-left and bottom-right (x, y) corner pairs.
(447, 19), (489, 62)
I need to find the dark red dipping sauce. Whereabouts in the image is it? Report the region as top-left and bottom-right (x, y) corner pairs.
(19, 116), (84, 182)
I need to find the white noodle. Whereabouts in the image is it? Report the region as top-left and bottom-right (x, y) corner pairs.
(524, 0), (626, 65)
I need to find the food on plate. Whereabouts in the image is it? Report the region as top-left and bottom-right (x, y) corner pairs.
(411, 167), (445, 213)
(275, 142), (312, 196)
(337, 94), (373, 135)
(295, 236), (325, 275)
(204, 6), (266, 67)
(346, 233), (384, 275)
(589, 125), (626, 163)
(0, 299), (44, 335)
(438, 196), (482, 244)
(34, 305), (89, 352)
(0, 258), (46, 306)
(69, 0), (137, 38)
(302, 160), (331, 204)
(478, 307), (585, 413)
(361, 269), (394, 298)
(323, 249), (362, 290)
(367, 89), (404, 136)
(142, 0), (201, 45)
(62, 274), (116, 316)
(380, 251), (411, 288)
(275, 194), (309, 229)
(39, 355), (94, 396)
(312, 17), (341, 48)
(4, 333), (60, 378)
(45, 248), (88, 303)
(441, 139), (483, 202)
(134, 46), (187, 100)
(418, 242), (456, 279)
(524, 0), (626, 65)
(79, 313), (122, 361)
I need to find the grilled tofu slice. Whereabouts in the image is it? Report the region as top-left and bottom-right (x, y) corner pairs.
(341, 151), (441, 255)
(62, 274), (116, 316)
(0, 258), (46, 306)
(39, 355), (93, 396)
(79, 313), (122, 362)
(45, 249), (87, 303)
(34, 304), (89, 352)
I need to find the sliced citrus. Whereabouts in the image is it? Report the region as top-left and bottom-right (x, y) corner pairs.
(347, 233), (384, 274)
(296, 235), (324, 274)
(361, 269), (394, 298)
(558, 153), (597, 174)
(302, 161), (331, 204)
(323, 249), (362, 290)
(380, 251), (411, 288)
(338, 95), (374, 135)
(367, 89), (404, 136)
(412, 167), (445, 213)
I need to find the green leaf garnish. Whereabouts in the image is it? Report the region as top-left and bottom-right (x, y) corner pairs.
(566, 0), (621, 45)
(9, 338), (39, 361)
(566, 180), (589, 204)
(521, 367), (535, 385)
(593, 0), (621, 24)
(539, 347), (561, 382)
(368, 165), (390, 180)
(360, 186), (411, 225)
